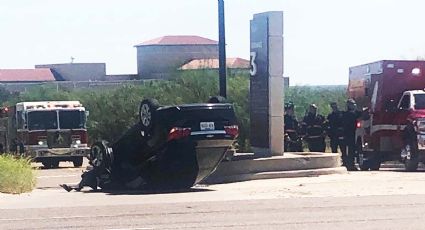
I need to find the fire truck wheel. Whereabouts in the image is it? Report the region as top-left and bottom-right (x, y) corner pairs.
(139, 99), (160, 135)
(403, 141), (419, 172)
(369, 159), (381, 171)
(42, 160), (59, 169)
(51, 160), (59, 168)
(356, 142), (370, 171)
(41, 161), (50, 169)
(73, 157), (83, 167)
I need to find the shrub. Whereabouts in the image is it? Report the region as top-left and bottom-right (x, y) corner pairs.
(285, 85), (347, 119)
(3, 72), (348, 153)
(0, 154), (36, 194)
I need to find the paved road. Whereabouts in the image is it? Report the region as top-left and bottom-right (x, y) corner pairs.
(2, 163), (425, 229)
(33, 160), (89, 189)
(2, 195), (425, 230)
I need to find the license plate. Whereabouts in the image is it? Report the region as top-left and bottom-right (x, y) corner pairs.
(200, 122), (215, 131)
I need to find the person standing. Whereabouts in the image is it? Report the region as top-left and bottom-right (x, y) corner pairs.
(342, 99), (361, 171)
(301, 104), (326, 152)
(284, 102), (303, 152)
(326, 102), (346, 159)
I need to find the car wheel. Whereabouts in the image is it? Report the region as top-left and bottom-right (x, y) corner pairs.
(73, 157), (83, 167)
(90, 141), (113, 170)
(139, 99), (160, 134)
(357, 142), (370, 171)
(402, 141), (419, 172)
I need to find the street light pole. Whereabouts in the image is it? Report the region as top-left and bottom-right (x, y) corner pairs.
(218, 0), (227, 98)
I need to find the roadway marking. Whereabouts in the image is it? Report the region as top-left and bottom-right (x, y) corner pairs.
(107, 228), (154, 230)
(0, 214), (125, 222)
(0, 215), (154, 230)
(0, 215), (155, 230)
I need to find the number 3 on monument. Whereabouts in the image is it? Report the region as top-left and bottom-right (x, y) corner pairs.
(250, 52), (257, 76)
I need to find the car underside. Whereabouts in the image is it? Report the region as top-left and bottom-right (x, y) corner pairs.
(64, 98), (238, 191)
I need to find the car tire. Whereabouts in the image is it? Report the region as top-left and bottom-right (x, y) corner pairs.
(139, 98), (160, 135)
(90, 141), (112, 170)
(403, 141), (419, 172)
(73, 157), (83, 167)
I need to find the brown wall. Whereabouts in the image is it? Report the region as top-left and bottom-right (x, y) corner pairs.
(35, 63), (106, 81)
(136, 45), (218, 79)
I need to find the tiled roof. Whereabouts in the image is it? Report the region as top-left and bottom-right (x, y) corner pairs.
(136, 35), (218, 46)
(0, 68), (55, 82)
(180, 58), (250, 70)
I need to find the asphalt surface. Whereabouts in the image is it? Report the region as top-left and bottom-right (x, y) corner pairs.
(33, 160), (87, 189)
(2, 160), (425, 229)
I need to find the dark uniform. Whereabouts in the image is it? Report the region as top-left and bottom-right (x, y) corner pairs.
(284, 102), (303, 152)
(301, 104), (326, 152)
(342, 99), (361, 171)
(326, 103), (346, 154)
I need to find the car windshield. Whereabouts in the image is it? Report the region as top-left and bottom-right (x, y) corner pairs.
(27, 111), (58, 130)
(59, 110), (86, 129)
(414, 94), (425, 110)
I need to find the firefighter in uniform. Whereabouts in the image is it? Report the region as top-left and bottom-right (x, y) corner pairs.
(342, 99), (361, 171)
(326, 102), (346, 158)
(301, 104), (326, 152)
(284, 102), (303, 152)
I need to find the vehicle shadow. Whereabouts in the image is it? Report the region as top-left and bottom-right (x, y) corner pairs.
(32, 165), (87, 170)
(82, 187), (214, 195)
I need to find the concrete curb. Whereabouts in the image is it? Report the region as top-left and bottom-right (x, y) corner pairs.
(203, 167), (347, 184)
(204, 152), (344, 184)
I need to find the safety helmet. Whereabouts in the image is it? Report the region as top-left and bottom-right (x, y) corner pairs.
(346, 99), (356, 105)
(346, 99), (357, 111)
(284, 101), (294, 110)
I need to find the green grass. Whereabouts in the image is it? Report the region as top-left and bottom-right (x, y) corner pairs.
(0, 154), (36, 194)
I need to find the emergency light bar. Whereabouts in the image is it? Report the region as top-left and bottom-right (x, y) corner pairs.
(19, 101), (84, 111)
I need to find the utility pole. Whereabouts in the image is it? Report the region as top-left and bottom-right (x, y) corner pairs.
(218, 0), (227, 98)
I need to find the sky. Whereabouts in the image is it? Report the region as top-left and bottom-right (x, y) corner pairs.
(1, 0), (425, 85)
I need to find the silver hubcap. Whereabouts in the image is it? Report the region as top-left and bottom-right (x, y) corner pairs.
(406, 144), (411, 160)
(141, 104), (151, 127)
(401, 144), (411, 160)
(91, 146), (103, 167)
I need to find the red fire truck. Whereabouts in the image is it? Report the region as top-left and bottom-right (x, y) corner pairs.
(0, 101), (90, 168)
(349, 60), (425, 171)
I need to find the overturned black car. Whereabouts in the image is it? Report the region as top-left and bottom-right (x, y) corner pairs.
(63, 98), (238, 191)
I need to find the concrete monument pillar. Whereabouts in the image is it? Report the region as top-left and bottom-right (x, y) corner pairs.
(249, 11), (284, 157)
